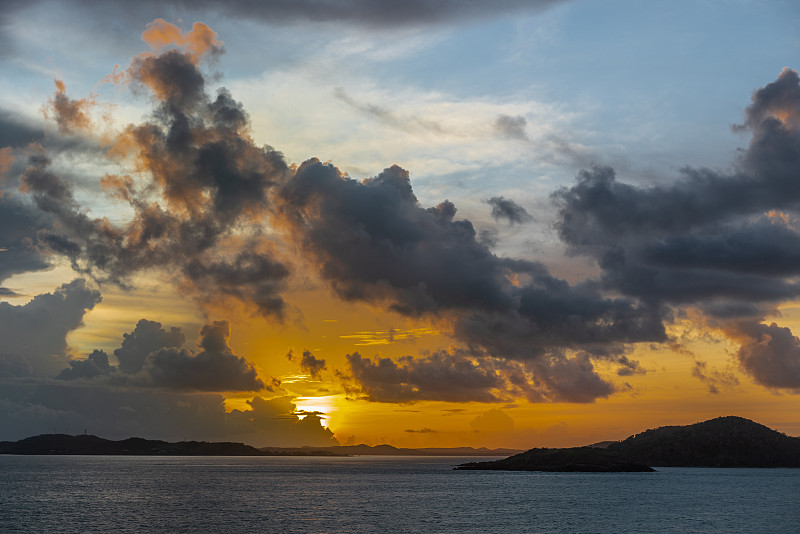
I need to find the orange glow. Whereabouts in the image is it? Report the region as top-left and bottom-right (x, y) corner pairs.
(0, 147), (13, 178)
(141, 19), (222, 64)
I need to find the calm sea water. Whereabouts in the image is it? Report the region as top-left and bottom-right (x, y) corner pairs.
(0, 455), (798, 533)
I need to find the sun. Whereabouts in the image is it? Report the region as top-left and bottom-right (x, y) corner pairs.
(294, 395), (338, 425)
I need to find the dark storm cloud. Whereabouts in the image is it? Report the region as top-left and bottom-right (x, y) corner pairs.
(524, 353), (615, 403)
(0, 110), (45, 148)
(552, 69), (800, 391)
(280, 158), (664, 402)
(183, 248), (290, 317)
(114, 319), (185, 374)
(278, 161), (517, 316)
(0, 196), (52, 287)
(733, 322), (800, 389)
(0, 279), (102, 378)
(739, 67), (800, 131)
(57, 349), (113, 380)
(341, 350), (618, 404)
(22, 45), (292, 317)
(453, 274), (667, 360)
(144, 321), (264, 391)
(343, 351), (508, 403)
(485, 196), (533, 225)
(554, 71), (800, 307)
(59, 319), (266, 392)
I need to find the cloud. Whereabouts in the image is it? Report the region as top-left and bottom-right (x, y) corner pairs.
(339, 327), (439, 346)
(58, 319), (266, 392)
(485, 196), (533, 225)
(14, 20), (653, 403)
(57, 350), (112, 380)
(0, 110), (45, 149)
(342, 351), (508, 403)
(730, 321), (800, 390)
(278, 157), (664, 403)
(288, 349), (327, 378)
(227, 395), (338, 447)
(59, 0), (565, 28)
(0, 195), (52, 288)
(470, 408), (514, 432)
(114, 319), (185, 374)
(691, 359), (739, 394)
(141, 19), (223, 63)
(20, 37), (292, 317)
(143, 321), (264, 391)
(494, 114), (528, 141)
(340, 350), (617, 404)
(15, 21), (800, 408)
(43, 80), (94, 135)
(333, 87), (447, 135)
(0, 279), (102, 378)
(550, 69), (800, 390)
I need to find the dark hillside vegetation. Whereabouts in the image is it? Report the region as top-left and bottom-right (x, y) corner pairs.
(608, 416), (800, 467)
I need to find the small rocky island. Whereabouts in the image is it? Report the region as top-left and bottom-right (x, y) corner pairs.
(457, 416), (800, 472)
(457, 446), (654, 472)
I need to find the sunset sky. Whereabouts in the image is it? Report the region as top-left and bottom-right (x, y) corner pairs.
(2, 0), (800, 449)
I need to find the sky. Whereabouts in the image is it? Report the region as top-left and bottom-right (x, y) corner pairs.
(1, 0), (800, 449)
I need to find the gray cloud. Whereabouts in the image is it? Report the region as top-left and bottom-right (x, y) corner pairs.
(0, 279), (102, 378)
(551, 68), (800, 391)
(288, 349), (327, 378)
(342, 351), (508, 403)
(0, 110), (45, 149)
(333, 88), (447, 135)
(691, 359), (739, 394)
(341, 350), (618, 404)
(734, 321), (800, 389)
(59, 319), (266, 392)
(144, 321), (264, 391)
(404, 427), (436, 433)
(0, 196), (52, 289)
(494, 114), (528, 141)
(63, 0), (565, 28)
(114, 319), (185, 374)
(279, 159), (664, 403)
(279, 161), (516, 316)
(57, 349), (113, 380)
(485, 196), (533, 225)
(19, 47), (292, 317)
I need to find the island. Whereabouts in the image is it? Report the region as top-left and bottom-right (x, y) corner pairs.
(456, 446), (654, 472)
(456, 416), (800, 472)
(0, 434), (519, 457)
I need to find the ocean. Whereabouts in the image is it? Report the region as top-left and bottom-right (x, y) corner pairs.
(1, 455), (797, 533)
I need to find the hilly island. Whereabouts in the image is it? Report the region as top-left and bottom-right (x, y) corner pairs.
(457, 416), (800, 472)
(3, 417), (798, 472)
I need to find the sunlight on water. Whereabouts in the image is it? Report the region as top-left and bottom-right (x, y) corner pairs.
(1, 456), (798, 533)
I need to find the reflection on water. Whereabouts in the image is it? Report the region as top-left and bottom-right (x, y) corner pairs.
(0, 455), (798, 533)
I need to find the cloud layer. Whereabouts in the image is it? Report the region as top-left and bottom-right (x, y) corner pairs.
(3, 19), (800, 420)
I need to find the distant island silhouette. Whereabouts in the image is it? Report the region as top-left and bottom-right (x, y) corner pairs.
(0, 434), (519, 457)
(457, 416), (800, 472)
